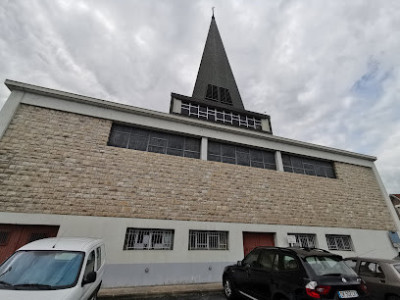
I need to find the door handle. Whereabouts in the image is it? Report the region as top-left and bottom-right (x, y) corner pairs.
(244, 264), (251, 276)
(380, 279), (385, 283)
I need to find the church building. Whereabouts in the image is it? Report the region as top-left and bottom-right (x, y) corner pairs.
(0, 16), (399, 288)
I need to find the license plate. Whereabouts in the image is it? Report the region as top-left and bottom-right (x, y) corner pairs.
(338, 290), (359, 298)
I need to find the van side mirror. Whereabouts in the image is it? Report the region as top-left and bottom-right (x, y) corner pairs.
(82, 271), (97, 286)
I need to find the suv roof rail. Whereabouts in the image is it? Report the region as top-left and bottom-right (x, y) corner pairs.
(279, 247), (298, 254)
(251, 246), (333, 255)
(253, 246), (298, 254)
(293, 247), (331, 253)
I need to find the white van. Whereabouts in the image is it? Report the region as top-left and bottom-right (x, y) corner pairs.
(0, 237), (105, 300)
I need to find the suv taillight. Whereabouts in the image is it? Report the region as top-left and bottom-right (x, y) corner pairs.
(360, 280), (368, 293)
(306, 281), (331, 298)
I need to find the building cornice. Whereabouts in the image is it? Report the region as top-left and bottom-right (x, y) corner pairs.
(4, 79), (376, 162)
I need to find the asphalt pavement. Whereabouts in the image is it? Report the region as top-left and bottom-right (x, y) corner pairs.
(99, 291), (225, 300)
(135, 291), (225, 300)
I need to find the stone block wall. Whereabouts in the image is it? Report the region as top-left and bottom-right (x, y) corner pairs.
(0, 104), (395, 230)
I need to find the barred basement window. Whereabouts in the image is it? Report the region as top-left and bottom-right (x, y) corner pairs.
(289, 233), (316, 248)
(205, 84), (232, 105)
(181, 102), (262, 131)
(123, 228), (174, 250)
(189, 230), (228, 250)
(208, 141), (276, 170)
(108, 124), (201, 159)
(282, 154), (335, 178)
(326, 235), (353, 251)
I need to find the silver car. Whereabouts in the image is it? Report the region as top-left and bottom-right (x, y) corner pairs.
(344, 257), (400, 300)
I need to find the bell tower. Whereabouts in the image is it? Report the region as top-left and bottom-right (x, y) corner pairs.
(170, 15), (272, 133)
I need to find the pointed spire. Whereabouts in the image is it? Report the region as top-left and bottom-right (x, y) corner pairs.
(192, 15), (245, 109)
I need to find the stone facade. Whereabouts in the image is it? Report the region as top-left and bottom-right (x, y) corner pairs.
(0, 104), (395, 231)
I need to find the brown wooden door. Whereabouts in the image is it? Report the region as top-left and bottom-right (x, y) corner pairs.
(0, 224), (59, 264)
(243, 232), (275, 257)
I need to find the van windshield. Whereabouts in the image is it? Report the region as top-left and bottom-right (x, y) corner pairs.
(305, 255), (357, 277)
(0, 250), (84, 290)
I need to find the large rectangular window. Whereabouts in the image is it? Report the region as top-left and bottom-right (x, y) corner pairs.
(108, 124), (201, 159)
(189, 230), (228, 250)
(123, 228), (174, 250)
(282, 154), (335, 178)
(208, 141), (276, 170)
(326, 235), (353, 251)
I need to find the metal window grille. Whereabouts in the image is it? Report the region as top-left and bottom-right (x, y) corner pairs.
(290, 234), (316, 248)
(0, 231), (9, 245)
(282, 153), (336, 179)
(181, 102), (262, 131)
(326, 235), (353, 251)
(189, 230), (228, 250)
(123, 228), (174, 250)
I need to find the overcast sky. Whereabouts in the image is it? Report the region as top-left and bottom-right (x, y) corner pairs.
(1, 0), (399, 193)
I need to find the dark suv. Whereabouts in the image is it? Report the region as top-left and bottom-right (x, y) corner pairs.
(222, 247), (369, 299)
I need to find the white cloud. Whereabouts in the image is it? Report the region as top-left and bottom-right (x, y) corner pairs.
(0, 0), (399, 193)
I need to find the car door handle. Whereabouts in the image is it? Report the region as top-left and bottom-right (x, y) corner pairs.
(380, 279), (385, 283)
(244, 265), (251, 276)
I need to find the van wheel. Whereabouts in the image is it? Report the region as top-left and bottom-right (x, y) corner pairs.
(387, 296), (400, 300)
(89, 289), (99, 300)
(89, 282), (101, 300)
(223, 277), (239, 299)
(89, 294), (97, 300)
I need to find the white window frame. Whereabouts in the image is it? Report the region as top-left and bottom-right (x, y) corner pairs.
(181, 102), (262, 130)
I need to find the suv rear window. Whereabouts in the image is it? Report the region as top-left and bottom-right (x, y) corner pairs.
(305, 256), (357, 277)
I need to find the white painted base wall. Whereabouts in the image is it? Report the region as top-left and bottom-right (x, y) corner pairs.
(0, 212), (397, 287)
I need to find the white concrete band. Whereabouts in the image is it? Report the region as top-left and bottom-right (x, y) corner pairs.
(275, 151), (284, 171)
(201, 137), (208, 160)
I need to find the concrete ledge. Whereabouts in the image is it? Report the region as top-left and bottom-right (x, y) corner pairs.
(98, 282), (223, 299)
